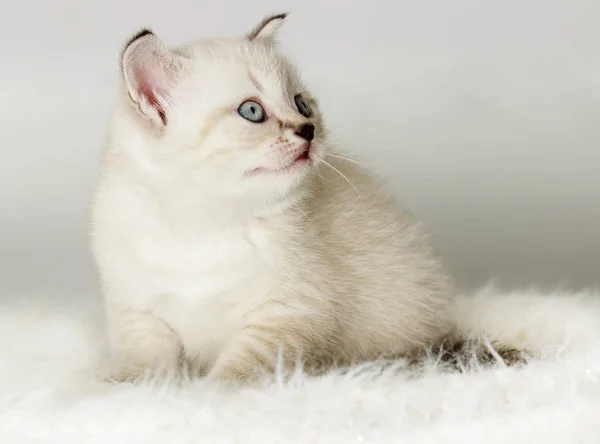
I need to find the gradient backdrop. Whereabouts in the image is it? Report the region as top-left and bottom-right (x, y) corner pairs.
(1, 0), (599, 302)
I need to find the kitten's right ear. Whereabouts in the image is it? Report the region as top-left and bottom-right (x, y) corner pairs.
(247, 13), (288, 42)
(120, 29), (191, 128)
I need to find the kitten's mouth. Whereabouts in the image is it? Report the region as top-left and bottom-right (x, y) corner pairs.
(248, 146), (312, 176)
(291, 148), (310, 164)
(277, 147), (311, 172)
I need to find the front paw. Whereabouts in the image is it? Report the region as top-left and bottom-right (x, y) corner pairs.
(205, 364), (252, 387)
(102, 359), (181, 384)
(205, 360), (270, 387)
(103, 367), (145, 384)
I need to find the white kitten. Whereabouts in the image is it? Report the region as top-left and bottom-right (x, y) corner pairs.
(91, 14), (520, 385)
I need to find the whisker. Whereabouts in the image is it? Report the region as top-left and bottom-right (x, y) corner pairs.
(317, 171), (330, 193)
(321, 159), (364, 201)
(326, 153), (385, 178)
(325, 153), (364, 165)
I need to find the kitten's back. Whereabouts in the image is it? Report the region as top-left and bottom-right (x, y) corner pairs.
(302, 155), (453, 361)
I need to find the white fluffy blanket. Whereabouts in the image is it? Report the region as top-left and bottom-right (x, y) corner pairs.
(1, 286), (600, 444)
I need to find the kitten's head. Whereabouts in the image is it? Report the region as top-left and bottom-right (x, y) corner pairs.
(117, 14), (326, 207)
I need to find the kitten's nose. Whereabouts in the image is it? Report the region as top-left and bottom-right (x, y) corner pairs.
(295, 123), (315, 142)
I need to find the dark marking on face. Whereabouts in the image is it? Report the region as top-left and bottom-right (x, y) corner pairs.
(279, 121), (297, 130)
(247, 13), (288, 41)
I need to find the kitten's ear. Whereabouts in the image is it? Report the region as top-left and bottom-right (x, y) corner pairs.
(247, 13), (288, 42)
(120, 29), (191, 127)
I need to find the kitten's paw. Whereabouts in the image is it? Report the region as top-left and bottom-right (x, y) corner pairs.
(205, 366), (249, 386)
(99, 360), (149, 383)
(205, 361), (265, 388)
(103, 368), (145, 384)
(101, 360), (181, 384)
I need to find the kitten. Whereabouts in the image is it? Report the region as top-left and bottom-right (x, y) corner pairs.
(91, 14), (521, 385)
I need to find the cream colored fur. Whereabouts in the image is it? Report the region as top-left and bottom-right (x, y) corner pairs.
(91, 14), (455, 385)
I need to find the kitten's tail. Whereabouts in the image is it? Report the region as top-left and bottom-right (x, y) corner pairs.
(411, 284), (600, 371)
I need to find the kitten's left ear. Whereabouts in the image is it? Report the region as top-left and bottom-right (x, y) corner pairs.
(247, 13), (288, 42)
(120, 29), (192, 128)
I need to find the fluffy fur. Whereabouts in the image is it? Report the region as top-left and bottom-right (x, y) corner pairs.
(91, 14), (520, 385)
(1, 287), (600, 443)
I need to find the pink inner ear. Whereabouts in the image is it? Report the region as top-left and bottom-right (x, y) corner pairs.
(136, 70), (168, 125)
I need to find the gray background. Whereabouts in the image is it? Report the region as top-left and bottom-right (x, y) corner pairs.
(1, 0), (599, 300)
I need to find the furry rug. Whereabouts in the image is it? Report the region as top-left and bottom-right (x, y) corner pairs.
(1, 286), (600, 444)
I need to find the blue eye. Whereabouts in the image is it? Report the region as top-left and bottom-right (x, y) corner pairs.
(294, 95), (312, 118)
(238, 100), (265, 123)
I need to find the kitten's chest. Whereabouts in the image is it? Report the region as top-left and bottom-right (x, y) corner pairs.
(123, 222), (283, 362)
(132, 222), (278, 300)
